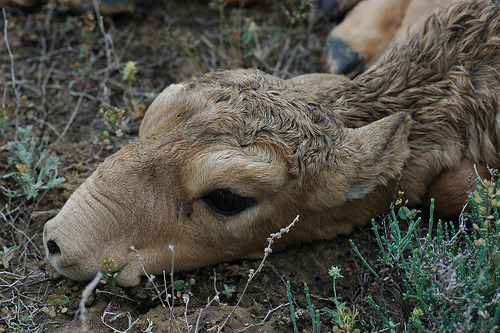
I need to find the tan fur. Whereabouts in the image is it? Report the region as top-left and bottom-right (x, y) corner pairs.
(44, 0), (499, 286)
(423, 162), (490, 216)
(327, 0), (454, 69)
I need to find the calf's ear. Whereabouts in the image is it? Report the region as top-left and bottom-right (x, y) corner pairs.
(139, 83), (186, 137)
(305, 112), (411, 209)
(342, 112), (411, 200)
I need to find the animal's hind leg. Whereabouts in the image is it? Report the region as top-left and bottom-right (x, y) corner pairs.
(325, 0), (411, 76)
(423, 161), (490, 217)
(325, 0), (455, 76)
(393, 0), (454, 42)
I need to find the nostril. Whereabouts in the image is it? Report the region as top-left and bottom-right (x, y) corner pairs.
(46, 240), (61, 256)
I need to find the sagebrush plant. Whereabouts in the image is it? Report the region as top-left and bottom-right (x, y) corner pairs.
(2, 125), (65, 200)
(0, 245), (19, 269)
(351, 174), (500, 332)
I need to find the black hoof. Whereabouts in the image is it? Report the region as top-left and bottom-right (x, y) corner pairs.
(315, 0), (361, 22)
(326, 37), (364, 78)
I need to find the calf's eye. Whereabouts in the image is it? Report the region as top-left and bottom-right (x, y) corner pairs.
(201, 189), (255, 216)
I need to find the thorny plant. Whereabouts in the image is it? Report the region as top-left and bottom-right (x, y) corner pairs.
(215, 215), (300, 332)
(350, 171), (500, 332)
(2, 125), (65, 200)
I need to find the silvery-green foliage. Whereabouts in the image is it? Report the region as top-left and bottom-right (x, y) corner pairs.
(3, 125), (65, 200)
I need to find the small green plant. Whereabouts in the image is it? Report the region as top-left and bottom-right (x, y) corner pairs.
(0, 245), (19, 269)
(281, 0), (312, 41)
(240, 18), (260, 59)
(62, 11), (96, 77)
(351, 175), (500, 332)
(174, 278), (196, 301)
(286, 281), (321, 333)
(2, 125), (65, 200)
(16, 311), (30, 324)
(305, 283), (322, 333)
(286, 281), (299, 333)
(13, 328), (29, 333)
(99, 107), (128, 144)
(286, 267), (361, 333)
(121, 60), (141, 112)
(99, 257), (119, 287)
(0, 105), (9, 127)
(122, 60), (137, 82)
(222, 284), (236, 298)
(322, 266), (360, 333)
(42, 289), (69, 318)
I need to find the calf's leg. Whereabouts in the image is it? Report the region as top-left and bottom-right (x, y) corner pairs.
(423, 161), (490, 217)
(325, 0), (411, 76)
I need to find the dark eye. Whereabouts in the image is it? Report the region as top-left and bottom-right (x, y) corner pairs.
(201, 189), (255, 216)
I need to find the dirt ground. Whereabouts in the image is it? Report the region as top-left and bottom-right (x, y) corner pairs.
(0, 1), (409, 332)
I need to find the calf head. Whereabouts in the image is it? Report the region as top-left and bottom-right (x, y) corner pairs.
(44, 69), (410, 286)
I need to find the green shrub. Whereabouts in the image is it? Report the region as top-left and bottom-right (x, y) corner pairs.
(351, 175), (500, 332)
(2, 125), (65, 200)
